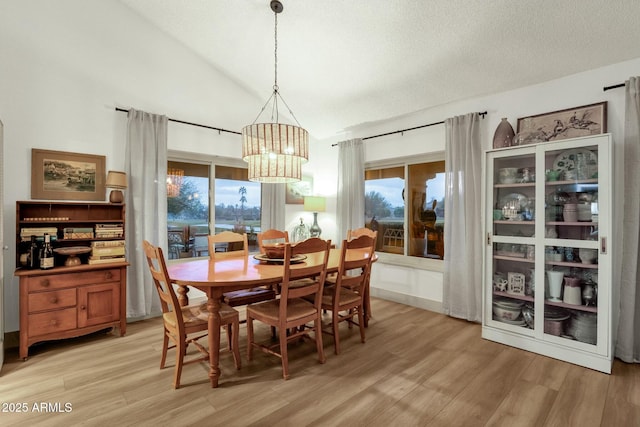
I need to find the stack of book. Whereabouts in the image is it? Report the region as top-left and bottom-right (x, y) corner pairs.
(20, 227), (58, 242)
(95, 224), (124, 239)
(63, 227), (94, 239)
(88, 240), (125, 264)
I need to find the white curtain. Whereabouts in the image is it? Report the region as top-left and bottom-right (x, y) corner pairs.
(443, 113), (483, 322)
(125, 109), (168, 319)
(336, 139), (365, 245)
(261, 183), (286, 231)
(616, 76), (640, 363)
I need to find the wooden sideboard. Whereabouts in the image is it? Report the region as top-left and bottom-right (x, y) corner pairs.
(14, 201), (127, 359)
(15, 263), (127, 359)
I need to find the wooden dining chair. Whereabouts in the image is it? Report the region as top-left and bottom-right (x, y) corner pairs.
(246, 237), (331, 380)
(346, 227), (378, 241)
(319, 235), (375, 354)
(332, 229), (377, 326)
(142, 240), (241, 389)
(208, 231), (277, 307)
(257, 229), (289, 253)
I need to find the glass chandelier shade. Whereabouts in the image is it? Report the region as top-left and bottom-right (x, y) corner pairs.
(242, 122), (308, 183)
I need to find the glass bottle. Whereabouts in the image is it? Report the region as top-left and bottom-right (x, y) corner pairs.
(39, 233), (55, 270)
(27, 235), (40, 269)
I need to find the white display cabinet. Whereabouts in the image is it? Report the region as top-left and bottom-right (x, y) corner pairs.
(482, 133), (613, 373)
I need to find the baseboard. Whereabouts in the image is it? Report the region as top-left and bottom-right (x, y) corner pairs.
(370, 287), (443, 314)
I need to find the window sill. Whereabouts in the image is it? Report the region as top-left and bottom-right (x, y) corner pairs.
(374, 252), (444, 272)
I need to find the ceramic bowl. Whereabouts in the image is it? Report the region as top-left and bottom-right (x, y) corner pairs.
(498, 167), (518, 184)
(492, 302), (522, 321)
(263, 243), (286, 259)
(579, 248), (597, 264)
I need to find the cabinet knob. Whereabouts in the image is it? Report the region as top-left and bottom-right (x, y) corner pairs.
(41, 279), (50, 287)
(50, 297), (58, 304)
(105, 271), (113, 280)
(80, 305), (86, 311)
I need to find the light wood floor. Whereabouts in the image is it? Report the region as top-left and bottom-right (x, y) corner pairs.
(1, 298), (638, 427)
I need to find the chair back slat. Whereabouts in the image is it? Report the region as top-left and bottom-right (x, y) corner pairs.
(336, 235), (376, 295)
(280, 237), (331, 307)
(208, 231), (248, 258)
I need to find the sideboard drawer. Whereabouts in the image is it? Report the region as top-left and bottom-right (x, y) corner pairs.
(27, 269), (121, 292)
(28, 308), (77, 336)
(28, 289), (76, 313)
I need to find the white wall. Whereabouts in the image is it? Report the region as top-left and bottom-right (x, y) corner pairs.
(330, 58), (637, 312)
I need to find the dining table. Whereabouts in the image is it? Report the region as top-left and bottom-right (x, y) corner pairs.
(167, 247), (376, 388)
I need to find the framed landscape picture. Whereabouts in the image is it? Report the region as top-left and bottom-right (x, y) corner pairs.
(31, 149), (106, 201)
(516, 101), (607, 144)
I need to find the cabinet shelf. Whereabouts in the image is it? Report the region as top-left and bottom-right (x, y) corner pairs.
(494, 182), (536, 189)
(494, 220), (535, 225)
(544, 260), (599, 269)
(546, 178), (598, 186)
(494, 255), (535, 264)
(544, 299), (598, 313)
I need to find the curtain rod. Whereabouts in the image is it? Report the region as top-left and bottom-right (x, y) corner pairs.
(603, 82), (625, 91)
(115, 107), (241, 135)
(331, 111), (487, 146)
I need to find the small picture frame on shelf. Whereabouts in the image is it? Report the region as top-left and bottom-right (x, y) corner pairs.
(507, 272), (526, 296)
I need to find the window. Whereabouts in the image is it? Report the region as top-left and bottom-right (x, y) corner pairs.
(365, 160), (445, 260)
(167, 160), (260, 259)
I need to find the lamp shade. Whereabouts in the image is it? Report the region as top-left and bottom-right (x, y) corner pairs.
(242, 123), (309, 183)
(303, 196), (326, 212)
(105, 171), (127, 189)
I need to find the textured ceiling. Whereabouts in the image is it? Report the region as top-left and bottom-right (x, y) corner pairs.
(119, 0), (640, 139)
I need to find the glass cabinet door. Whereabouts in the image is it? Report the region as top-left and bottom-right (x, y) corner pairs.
(488, 149), (536, 331)
(542, 142), (601, 346)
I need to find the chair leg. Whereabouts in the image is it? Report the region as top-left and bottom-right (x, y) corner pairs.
(231, 320), (241, 370)
(160, 329), (169, 369)
(246, 314), (254, 361)
(332, 311), (341, 355)
(315, 316), (327, 364)
(280, 330), (289, 380)
(173, 336), (185, 389)
(225, 324), (232, 351)
(358, 307), (366, 343)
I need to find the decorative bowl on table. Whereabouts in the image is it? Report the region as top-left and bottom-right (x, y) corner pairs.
(263, 243), (286, 259)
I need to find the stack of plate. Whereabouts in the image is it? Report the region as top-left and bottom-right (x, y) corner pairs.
(566, 311), (598, 345)
(544, 306), (570, 336)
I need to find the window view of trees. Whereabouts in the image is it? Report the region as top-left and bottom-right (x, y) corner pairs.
(167, 162), (261, 259)
(365, 161), (445, 259)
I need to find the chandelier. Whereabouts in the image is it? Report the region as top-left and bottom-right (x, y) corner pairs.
(166, 168), (184, 197)
(242, 0), (308, 183)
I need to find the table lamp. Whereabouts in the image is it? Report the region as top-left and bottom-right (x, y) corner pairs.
(106, 170), (127, 203)
(304, 196), (326, 237)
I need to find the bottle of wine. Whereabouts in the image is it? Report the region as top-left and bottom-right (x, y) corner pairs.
(39, 233), (55, 270)
(27, 235), (40, 269)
